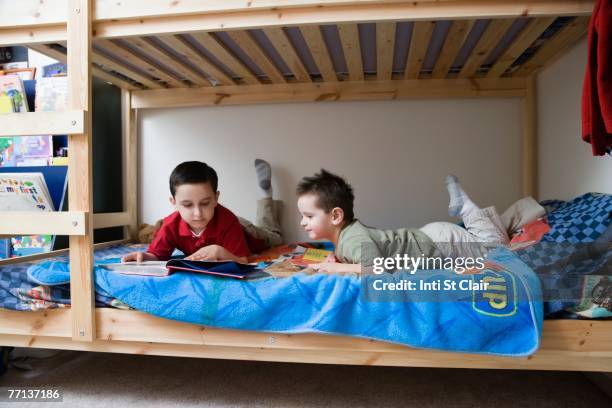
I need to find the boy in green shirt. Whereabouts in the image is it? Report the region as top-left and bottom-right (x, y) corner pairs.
(296, 170), (509, 274)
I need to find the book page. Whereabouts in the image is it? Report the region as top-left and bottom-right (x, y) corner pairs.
(100, 261), (169, 277)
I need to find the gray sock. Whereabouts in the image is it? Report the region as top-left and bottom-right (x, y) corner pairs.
(445, 175), (477, 217)
(254, 159), (272, 197)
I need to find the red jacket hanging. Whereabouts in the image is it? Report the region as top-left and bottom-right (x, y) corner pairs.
(581, 0), (612, 156)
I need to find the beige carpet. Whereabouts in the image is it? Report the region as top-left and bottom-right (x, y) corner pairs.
(1, 350), (610, 407)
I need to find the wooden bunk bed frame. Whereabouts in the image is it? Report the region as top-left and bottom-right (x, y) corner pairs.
(1, 0), (610, 372)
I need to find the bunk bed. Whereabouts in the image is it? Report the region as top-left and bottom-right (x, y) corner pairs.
(1, 0), (610, 372)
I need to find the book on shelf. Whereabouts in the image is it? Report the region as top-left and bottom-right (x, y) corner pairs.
(35, 76), (68, 112)
(0, 74), (29, 113)
(13, 135), (53, 166)
(100, 259), (264, 279)
(0, 171), (57, 259)
(0, 172), (54, 211)
(0, 137), (14, 167)
(11, 235), (53, 257)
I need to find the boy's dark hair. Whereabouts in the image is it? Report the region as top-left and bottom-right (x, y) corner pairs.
(169, 161), (218, 196)
(296, 169), (355, 222)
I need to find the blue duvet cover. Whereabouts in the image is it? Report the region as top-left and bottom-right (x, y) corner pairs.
(28, 246), (543, 357)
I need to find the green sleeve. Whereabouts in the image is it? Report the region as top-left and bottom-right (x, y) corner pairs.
(339, 234), (383, 267)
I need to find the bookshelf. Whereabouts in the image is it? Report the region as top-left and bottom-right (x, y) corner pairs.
(0, 69), (124, 259)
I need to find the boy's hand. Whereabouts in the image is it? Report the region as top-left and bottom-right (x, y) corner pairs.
(121, 252), (158, 263)
(323, 253), (339, 263)
(185, 245), (225, 261)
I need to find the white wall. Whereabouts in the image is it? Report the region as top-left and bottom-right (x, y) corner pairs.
(139, 98), (522, 242)
(537, 38), (612, 200)
(27, 49), (58, 80)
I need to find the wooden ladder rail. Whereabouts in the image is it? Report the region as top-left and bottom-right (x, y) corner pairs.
(66, 0), (95, 342)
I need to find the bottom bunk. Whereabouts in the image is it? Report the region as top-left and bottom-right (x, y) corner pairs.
(0, 308), (611, 372)
(0, 193), (610, 371)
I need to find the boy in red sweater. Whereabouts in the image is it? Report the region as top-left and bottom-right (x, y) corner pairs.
(122, 160), (282, 262)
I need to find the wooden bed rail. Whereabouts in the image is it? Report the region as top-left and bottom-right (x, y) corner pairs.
(0, 213), (133, 242)
(66, 0), (95, 343)
(0, 111), (85, 136)
(0, 239), (130, 266)
(0, 308), (610, 372)
(0, 1), (594, 47)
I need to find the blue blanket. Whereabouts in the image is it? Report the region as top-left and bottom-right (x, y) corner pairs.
(517, 192), (612, 316)
(29, 247), (543, 357)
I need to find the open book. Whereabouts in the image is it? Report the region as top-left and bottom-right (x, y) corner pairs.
(100, 259), (263, 279)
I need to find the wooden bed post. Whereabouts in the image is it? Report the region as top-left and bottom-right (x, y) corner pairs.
(522, 75), (538, 199)
(67, 0), (95, 342)
(122, 90), (139, 242)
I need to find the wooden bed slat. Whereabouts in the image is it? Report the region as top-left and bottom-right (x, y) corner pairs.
(87, 66), (141, 90)
(263, 27), (312, 83)
(376, 22), (396, 81)
(189, 32), (260, 85)
(225, 30), (286, 84)
(459, 18), (515, 78)
(487, 17), (555, 78)
(300, 25), (338, 82)
(512, 16), (589, 77)
(92, 51), (164, 89)
(156, 35), (235, 86)
(95, 39), (188, 88)
(27, 44), (141, 90)
(431, 19), (475, 79)
(87, 67), (141, 90)
(338, 23), (364, 81)
(405, 21), (435, 79)
(120, 37), (209, 87)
